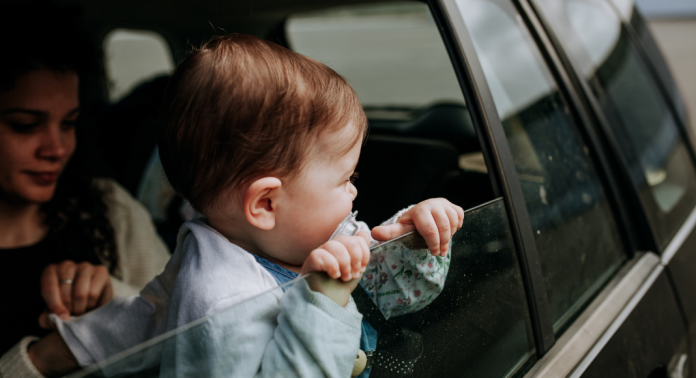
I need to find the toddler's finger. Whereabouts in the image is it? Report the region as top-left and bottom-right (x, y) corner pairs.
(352, 235), (370, 275)
(412, 208), (441, 255)
(333, 236), (363, 277)
(323, 240), (353, 281)
(356, 231), (371, 269)
(445, 205), (459, 238)
(455, 204), (465, 228)
(302, 249), (340, 279)
(371, 223), (416, 241)
(431, 208), (452, 256)
(357, 230), (372, 246)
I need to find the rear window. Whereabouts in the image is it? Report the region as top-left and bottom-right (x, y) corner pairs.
(104, 29), (174, 102)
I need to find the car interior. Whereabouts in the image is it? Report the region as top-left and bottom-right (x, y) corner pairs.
(36, 0), (696, 377)
(47, 0), (510, 376)
(80, 1), (499, 250)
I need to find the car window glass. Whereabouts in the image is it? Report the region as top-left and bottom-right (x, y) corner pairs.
(456, 0), (626, 333)
(286, 2), (464, 116)
(104, 29), (174, 102)
(70, 200), (535, 378)
(287, 3), (536, 376)
(607, 0), (634, 21)
(534, 0), (696, 247)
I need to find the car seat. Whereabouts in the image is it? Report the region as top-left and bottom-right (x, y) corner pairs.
(368, 102), (479, 154)
(353, 134), (493, 227)
(94, 75), (170, 195)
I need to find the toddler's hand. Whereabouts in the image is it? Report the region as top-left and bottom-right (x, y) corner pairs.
(302, 232), (371, 280)
(371, 198), (464, 257)
(302, 232), (371, 306)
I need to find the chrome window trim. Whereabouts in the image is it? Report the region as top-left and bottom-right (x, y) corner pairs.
(523, 252), (661, 378)
(661, 204), (696, 265)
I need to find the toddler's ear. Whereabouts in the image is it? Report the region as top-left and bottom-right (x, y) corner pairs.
(243, 177), (282, 231)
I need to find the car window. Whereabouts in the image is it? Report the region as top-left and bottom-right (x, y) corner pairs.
(286, 3), (536, 376)
(533, 0), (696, 248)
(70, 200), (534, 378)
(103, 29), (174, 102)
(286, 2), (464, 118)
(455, 0), (626, 334)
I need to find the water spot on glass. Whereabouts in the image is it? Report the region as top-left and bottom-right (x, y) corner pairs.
(582, 193), (592, 204)
(539, 185), (548, 205)
(536, 230), (541, 234)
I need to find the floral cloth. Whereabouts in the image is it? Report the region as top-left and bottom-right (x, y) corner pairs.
(357, 207), (452, 319)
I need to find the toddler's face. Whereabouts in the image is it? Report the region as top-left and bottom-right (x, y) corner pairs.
(273, 125), (361, 265)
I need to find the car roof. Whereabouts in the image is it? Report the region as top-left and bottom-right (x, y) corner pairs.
(61, 0), (407, 49)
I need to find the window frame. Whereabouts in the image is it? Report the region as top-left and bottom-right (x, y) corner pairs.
(432, 0), (556, 356)
(431, 0), (654, 359)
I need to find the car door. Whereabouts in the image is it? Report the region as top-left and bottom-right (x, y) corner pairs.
(65, 0), (694, 377)
(437, 0), (691, 377)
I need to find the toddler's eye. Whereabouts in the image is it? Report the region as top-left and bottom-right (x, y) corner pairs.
(349, 171), (359, 184)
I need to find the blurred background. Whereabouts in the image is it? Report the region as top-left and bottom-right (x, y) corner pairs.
(638, 0), (696, 129)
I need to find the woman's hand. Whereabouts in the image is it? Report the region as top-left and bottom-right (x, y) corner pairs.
(38, 260), (113, 328)
(371, 198), (464, 257)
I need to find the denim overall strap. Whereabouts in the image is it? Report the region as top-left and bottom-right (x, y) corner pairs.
(252, 254), (377, 378)
(252, 255), (298, 285)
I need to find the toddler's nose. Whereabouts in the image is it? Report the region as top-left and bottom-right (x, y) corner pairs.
(347, 182), (358, 200)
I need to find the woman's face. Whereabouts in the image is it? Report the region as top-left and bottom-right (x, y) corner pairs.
(0, 69), (78, 205)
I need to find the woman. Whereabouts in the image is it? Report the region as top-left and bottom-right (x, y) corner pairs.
(0, 2), (170, 376)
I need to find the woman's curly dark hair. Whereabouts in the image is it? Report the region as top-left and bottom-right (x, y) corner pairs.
(0, 1), (119, 274)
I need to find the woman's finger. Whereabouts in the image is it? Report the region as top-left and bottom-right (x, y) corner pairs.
(87, 265), (110, 311)
(56, 261), (77, 313)
(37, 310), (56, 330)
(97, 279), (114, 308)
(58, 260), (77, 313)
(40, 265), (70, 320)
(71, 263), (94, 315)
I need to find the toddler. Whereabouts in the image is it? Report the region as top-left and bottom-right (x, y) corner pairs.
(50, 34), (463, 378)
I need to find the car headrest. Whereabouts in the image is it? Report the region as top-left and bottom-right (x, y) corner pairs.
(352, 135), (459, 227)
(368, 103), (479, 154)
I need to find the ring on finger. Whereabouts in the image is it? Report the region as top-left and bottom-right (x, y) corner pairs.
(59, 279), (74, 285)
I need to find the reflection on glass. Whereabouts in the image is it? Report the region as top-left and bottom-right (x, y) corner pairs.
(67, 277), (311, 378)
(534, 0), (696, 246)
(355, 199), (534, 377)
(456, 0), (625, 333)
(69, 200), (534, 378)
